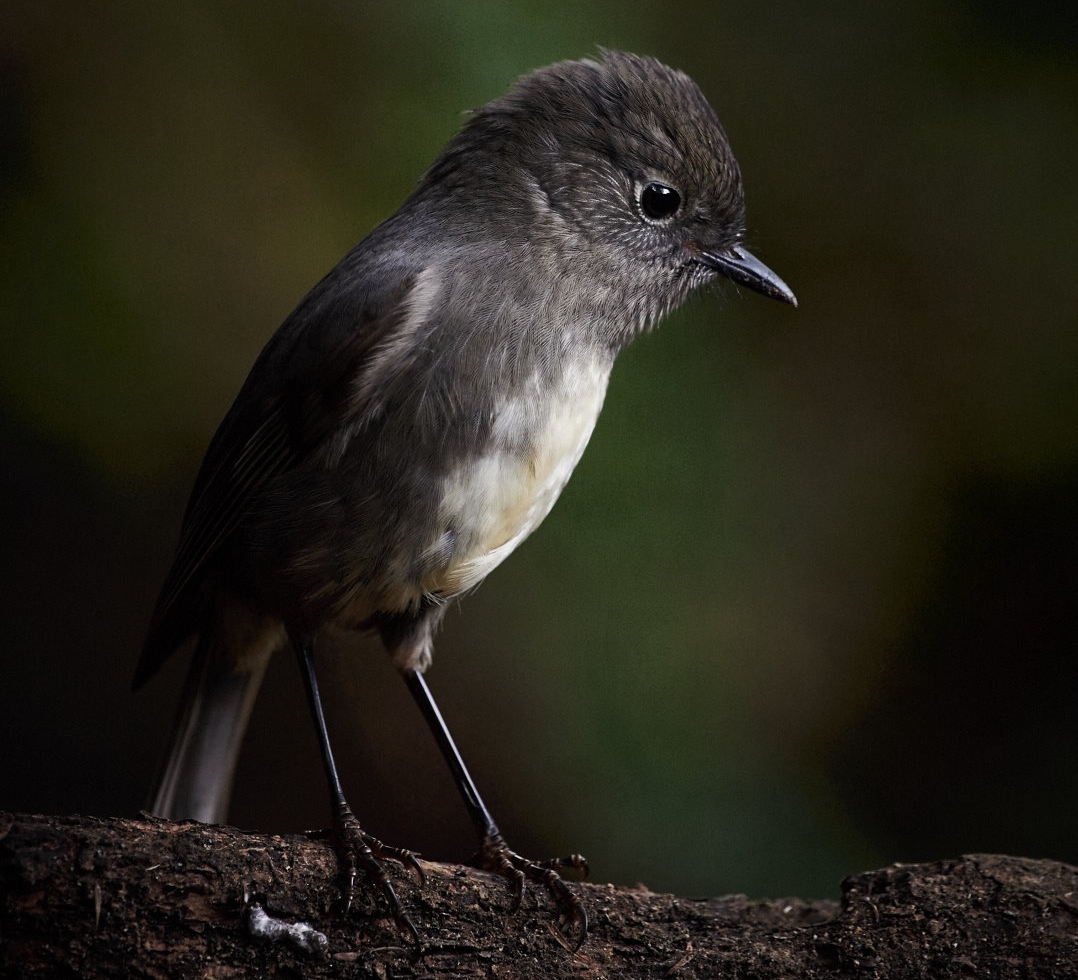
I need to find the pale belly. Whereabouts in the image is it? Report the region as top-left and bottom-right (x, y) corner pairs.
(422, 355), (612, 597)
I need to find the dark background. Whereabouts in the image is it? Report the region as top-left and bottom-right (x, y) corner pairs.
(3, 0), (1077, 901)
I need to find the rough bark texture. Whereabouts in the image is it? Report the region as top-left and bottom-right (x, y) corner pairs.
(1, 812), (1076, 978)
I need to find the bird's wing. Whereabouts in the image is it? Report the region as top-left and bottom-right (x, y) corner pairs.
(134, 253), (422, 686)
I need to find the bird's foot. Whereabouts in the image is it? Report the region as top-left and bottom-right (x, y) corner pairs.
(473, 832), (589, 951)
(308, 804), (425, 944)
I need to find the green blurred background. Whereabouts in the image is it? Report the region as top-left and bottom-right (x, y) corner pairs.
(3, 0), (1077, 902)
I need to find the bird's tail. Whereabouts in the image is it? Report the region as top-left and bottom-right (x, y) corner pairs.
(148, 637), (273, 823)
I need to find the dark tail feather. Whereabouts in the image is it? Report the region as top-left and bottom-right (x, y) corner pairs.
(148, 638), (271, 822)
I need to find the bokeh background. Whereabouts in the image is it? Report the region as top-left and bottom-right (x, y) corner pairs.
(3, 0), (1077, 902)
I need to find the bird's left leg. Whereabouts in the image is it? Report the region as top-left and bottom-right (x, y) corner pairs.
(295, 638), (424, 942)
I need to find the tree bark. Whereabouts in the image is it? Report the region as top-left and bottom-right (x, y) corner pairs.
(1, 811), (1075, 978)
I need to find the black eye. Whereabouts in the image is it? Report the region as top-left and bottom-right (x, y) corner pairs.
(639, 181), (681, 221)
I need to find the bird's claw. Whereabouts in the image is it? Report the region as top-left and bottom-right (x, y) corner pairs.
(473, 833), (588, 951)
(324, 804), (424, 944)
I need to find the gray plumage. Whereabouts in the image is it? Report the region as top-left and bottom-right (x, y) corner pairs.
(136, 49), (794, 847)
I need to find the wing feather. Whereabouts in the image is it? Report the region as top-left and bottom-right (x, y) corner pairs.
(134, 258), (423, 686)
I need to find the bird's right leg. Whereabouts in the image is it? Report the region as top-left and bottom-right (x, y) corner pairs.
(402, 667), (588, 950)
(294, 638), (424, 942)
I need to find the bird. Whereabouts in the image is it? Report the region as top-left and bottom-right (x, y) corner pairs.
(135, 48), (796, 948)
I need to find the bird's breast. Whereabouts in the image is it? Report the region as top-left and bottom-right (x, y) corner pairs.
(423, 354), (612, 596)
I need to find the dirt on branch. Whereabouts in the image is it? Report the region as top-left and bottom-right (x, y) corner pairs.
(1, 812), (1076, 978)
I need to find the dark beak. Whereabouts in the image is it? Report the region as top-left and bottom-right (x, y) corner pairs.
(699, 245), (797, 307)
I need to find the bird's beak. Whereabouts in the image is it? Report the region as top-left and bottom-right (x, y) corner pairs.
(698, 245), (797, 307)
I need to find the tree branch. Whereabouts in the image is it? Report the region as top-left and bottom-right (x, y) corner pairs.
(2, 812), (1075, 978)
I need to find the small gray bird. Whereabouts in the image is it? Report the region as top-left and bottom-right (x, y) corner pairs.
(135, 49), (795, 946)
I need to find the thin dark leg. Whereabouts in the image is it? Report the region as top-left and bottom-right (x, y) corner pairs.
(296, 639), (348, 809)
(403, 668), (499, 839)
(295, 640), (423, 942)
(403, 668), (588, 949)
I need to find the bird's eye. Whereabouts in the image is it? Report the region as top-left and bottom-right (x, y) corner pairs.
(639, 182), (681, 222)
